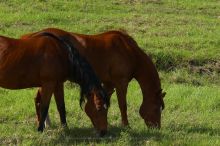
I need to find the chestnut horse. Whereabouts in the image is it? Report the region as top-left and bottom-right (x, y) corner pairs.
(0, 31), (109, 136)
(22, 28), (166, 128)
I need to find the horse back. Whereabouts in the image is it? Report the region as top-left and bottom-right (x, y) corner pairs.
(70, 31), (141, 82)
(0, 35), (68, 89)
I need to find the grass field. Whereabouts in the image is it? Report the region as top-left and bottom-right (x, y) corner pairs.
(0, 0), (219, 145)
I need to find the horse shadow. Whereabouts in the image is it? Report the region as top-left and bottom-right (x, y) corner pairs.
(50, 125), (162, 145)
(49, 123), (220, 145)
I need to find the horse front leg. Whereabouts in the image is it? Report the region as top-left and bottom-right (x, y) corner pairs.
(115, 80), (129, 127)
(54, 83), (67, 128)
(37, 82), (55, 132)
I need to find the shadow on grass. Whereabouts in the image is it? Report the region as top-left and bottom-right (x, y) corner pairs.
(47, 122), (220, 145)
(49, 125), (163, 145)
(187, 126), (220, 136)
(167, 123), (220, 136)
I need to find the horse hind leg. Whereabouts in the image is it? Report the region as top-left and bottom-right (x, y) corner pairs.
(54, 83), (67, 128)
(115, 80), (129, 126)
(34, 88), (51, 128)
(35, 89), (41, 126)
(37, 82), (55, 132)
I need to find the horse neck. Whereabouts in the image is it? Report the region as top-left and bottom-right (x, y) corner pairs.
(134, 52), (161, 103)
(119, 31), (161, 97)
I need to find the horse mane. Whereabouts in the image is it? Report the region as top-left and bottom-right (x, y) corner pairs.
(32, 32), (110, 108)
(117, 28), (129, 35)
(59, 36), (109, 107)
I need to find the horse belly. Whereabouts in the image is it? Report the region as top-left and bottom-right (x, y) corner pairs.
(109, 54), (134, 81)
(0, 65), (41, 89)
(0, 73), (40, 89)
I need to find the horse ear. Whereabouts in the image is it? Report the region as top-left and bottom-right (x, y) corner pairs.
(162, 92), (166, 98)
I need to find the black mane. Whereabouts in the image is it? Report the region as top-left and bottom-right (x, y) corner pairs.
(37, 32), (110, 108)
(61, 36), (109, 107)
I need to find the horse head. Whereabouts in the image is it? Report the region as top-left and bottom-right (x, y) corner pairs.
(81, 86), (109, 137)
(139, 89), (166, 128)
(59, 33), (111, 136)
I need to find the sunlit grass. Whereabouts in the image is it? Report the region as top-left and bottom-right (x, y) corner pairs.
(0, 82), (219, 145)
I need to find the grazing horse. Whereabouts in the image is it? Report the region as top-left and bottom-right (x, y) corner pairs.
(21, 28), (166, 128)
(0, 31), (109, 136)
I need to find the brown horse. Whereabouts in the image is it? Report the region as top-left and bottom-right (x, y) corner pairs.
(0, 31), (109, 136)
(22, 28), (166, 128)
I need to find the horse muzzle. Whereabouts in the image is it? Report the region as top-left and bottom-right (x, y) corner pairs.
(144, 119), (161, 129)
(96, 130), (107, 137)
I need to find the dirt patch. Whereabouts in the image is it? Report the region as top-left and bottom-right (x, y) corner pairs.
(189, 60), (220, 75)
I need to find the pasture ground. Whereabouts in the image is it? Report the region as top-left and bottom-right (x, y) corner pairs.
(0, 0), (219, 145)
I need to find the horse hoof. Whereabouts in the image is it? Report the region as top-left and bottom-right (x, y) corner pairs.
(121, 122), (129, 128)
(126, 125), (131, 129)
(62, 124), (69, 130)
(37, 127), (44, 132)
(99, 130), (107, 137)
(37, 124), (45, 132)
(95, 130), (107, 137)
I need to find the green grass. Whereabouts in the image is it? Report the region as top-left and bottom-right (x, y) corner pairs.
(0, 0), (219, 145)
(0, 82), (219, 145)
